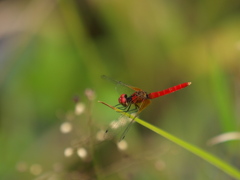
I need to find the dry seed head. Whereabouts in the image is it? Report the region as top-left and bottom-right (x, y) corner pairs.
(64, 147), (74, 157)
(117, 140), (128, 150)
(16, 162), (28, 172)
(96, 130), (105, 141)
(77, 148), (87, 159)
(29, 164), (42, 176)
(60, 122), (72, 134)
(85, 88), (96, 101)
(75, 102), (85, 115)
(155, 160), (166, 171)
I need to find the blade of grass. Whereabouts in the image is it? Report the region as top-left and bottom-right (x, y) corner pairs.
(99, 101), (240, 180)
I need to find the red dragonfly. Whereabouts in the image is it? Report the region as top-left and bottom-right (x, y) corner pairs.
(99, 75), (191, 140)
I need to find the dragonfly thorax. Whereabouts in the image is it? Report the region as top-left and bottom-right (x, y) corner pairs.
(118, 94), (129, 106)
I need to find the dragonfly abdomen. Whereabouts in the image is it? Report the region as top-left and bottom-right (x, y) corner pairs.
(148, 82), (191, 99)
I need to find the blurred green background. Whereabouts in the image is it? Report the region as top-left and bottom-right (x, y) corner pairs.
(0, 0), (240, 179)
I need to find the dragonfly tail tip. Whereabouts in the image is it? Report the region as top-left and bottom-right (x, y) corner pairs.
(188, 82), (192, 85)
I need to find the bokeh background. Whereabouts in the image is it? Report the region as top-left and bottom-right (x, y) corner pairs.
(1, 0), (240, 179)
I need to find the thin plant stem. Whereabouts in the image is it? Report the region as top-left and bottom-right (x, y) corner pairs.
(99, 101), (240, 180)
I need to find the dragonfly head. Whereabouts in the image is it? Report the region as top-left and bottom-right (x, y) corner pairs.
(118, 94), (128, 106)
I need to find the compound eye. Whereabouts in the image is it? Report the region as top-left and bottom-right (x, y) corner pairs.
(118, 94), (128, 106)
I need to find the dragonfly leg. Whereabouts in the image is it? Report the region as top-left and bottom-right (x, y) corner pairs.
(126, 109), (138, 113)
(120, 100), (151, 141)
(125, 105), (138, 113)
(115, 103), (133, 112)
(114, 104), (130, 110)
(124, 103), (132, 112)
(132, 104), (140, 111)
(114, 102), (137, 113)
(114, 104), (122, 108)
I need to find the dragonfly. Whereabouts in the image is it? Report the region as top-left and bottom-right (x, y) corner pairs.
(99, 75), (191, 141)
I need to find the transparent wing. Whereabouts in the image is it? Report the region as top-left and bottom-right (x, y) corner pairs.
(101, 75), (143, 95)
(103, 114), (134, 141)
(100, 99), (152, 141)
(119, 99), (151, 140)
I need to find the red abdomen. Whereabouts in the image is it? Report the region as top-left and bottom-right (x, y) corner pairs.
(148, 82), (191, 99)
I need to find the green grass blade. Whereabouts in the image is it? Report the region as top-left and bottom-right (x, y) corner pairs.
(99, 101), (240, 179)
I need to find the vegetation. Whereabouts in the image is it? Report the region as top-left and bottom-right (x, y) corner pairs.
(0, 0), (240, 179)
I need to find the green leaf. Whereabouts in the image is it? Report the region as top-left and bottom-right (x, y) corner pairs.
(99, 101), (240, 180)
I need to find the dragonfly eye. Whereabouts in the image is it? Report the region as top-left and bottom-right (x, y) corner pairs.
(118, 94), (128, 106)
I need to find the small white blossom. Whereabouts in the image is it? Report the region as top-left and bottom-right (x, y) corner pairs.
(60, 122), (72, 134)
(30, 164), (42, 175)
(75, 103), (85, 115)
(64, 147), (74, 157)
(117, 140), (128, 151)
(77, 148), (87, 159)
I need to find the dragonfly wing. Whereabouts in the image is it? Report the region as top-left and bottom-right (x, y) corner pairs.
(101, 100), (151, 141)
(104, 114), (132, 140)
(102, 75), (143, 93)
(119, 99), (151, 140)
(137, 99), (151, 113)
(127, 85), (143, 92)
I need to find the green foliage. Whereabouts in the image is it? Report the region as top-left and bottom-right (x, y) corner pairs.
(0, 0), (240, 179)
